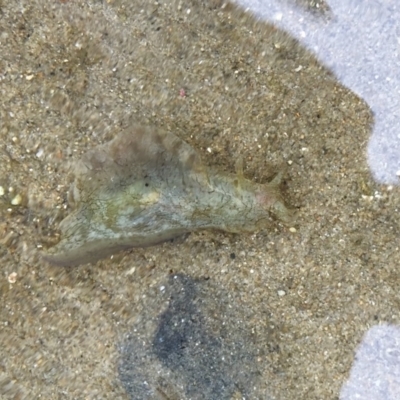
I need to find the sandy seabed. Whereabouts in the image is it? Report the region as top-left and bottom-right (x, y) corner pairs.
(0, 1), (398, 399)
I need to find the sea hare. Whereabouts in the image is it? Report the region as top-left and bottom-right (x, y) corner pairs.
(43, 125), (292, 266)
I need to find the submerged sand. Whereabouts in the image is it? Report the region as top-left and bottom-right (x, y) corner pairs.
(0, 1), (398, 399)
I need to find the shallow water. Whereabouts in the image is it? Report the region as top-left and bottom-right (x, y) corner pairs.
(236, 0), (400, 184)
(0, 1), (399, 399)
(232, 1), (400, 398)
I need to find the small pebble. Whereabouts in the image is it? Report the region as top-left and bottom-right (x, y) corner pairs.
(8, 272), (17, 284)
(36, 148), (44, 158)
(0, 186), (4, 196)
(11, 194), (22, 205)
(289, 227), (297, 233)
(361, 195), (373, 201)
(125, 266), (136, 275)
(277, 290), (286, 297)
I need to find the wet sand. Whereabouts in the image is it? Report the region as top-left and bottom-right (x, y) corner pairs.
(0, 0), (399, 399)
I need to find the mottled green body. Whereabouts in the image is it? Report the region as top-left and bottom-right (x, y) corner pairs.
(43, 126), (291, 266)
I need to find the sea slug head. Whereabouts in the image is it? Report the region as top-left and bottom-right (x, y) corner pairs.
(255, 172), (294, 225)
(254, 189), (292, 224)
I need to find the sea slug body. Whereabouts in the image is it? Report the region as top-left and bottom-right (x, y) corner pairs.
(43, 125), (292, 266)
